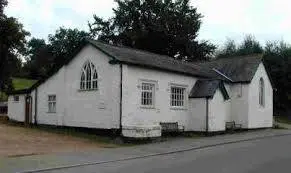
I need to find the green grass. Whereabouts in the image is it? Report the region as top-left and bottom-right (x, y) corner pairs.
(0, 92), (7, 102)
(274, 116), (291, 124)
(0, 78), (37, 101)
(12, 77), (37, 90)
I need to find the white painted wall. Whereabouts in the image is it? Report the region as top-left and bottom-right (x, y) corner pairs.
(229, 83), (249, 128)
(36, 67), (65, 126)
(248, 63), (273, 128)
(189, 98), (207, 131)
(224, 83), (232, 122)
(121, 64), (199, 132)
(7, 94), (26, 122)
(35, 45), (121, 129)
(208, 90), (230, 131)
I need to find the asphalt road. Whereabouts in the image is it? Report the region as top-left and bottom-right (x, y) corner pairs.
(40, 135), (291, 173)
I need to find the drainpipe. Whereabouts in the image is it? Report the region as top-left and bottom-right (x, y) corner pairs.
(206, 98), (209, 135)
(34, 88), (38, 125)
(119, 64), (123, 135)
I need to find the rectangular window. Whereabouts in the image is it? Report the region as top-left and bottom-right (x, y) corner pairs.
(13, 96), (19, 102)
(170, 86), (186, 107)
(141, 82), (155, 107)
(48, 95), (56, 113)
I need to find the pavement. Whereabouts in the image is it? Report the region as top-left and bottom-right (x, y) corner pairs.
(1, 129), (291, 173)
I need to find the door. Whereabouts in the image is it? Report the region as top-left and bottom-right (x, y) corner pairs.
(25, 96), (32, 124)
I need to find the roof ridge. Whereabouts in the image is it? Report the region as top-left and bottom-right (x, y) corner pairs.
(88, 39), (210, 74)
(88, 39), (174, 59)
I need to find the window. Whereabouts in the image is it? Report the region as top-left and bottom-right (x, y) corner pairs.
(259, 78), (265, 107)
(13, 96), (19, 102)
(170, 86), (186, 107)
(141, 82), (155, 107)
(80, 61), (98, 90)
(48, 95), (56, 113)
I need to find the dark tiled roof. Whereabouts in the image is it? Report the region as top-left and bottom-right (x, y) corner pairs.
(88, 40), (212, 78)
(0, 102), (7, 107)
(7, 40), (264, 95)
(189, 80), (229, 99)
(195, 55), (263, 83)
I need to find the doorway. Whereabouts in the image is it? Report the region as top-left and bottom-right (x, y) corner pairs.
(25, 96), (32, 124)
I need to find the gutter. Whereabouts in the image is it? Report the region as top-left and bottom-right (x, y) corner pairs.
(119, 64), (123, 134)
(206, 98), (209, 134)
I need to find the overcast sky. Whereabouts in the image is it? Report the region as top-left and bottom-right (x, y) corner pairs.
(5, 0), (291, 47)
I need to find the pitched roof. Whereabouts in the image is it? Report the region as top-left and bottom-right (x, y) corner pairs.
(195, 55), (263, 83)
(7, 40), (264, 95)
(88, 40), (212, 78)
(189, 79), (230, 99)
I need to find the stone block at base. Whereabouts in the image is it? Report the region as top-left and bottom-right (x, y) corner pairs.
(122, 125), (162, 138)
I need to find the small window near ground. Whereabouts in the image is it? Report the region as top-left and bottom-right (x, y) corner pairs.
(170, 86), (186, 107)
(259, 78), (265, 107)
(13, 96), (19, 102)
(48, 95), (56, 113)
(141, 82), (155, 107)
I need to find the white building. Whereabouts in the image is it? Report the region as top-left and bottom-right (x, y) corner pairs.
(7, 40), (273, 138)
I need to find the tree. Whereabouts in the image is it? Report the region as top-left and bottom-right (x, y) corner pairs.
(22, 28), (91, 79)
(216, 39), (237, 58)
(217, 35), (263, 58)
(237, 35), (263, 55)
(22, 38), (54, 79)
(263, 41), (291, 112)
(48, 27), (90, 68)
(0, 1), (29, 92)
(0, 0), (7, 15)
(89, 0), (216, 61)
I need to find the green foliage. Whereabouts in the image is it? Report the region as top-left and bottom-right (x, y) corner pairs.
(22, 28), (91, 79)
(48, 27), (90, 67)
(0, 78), (37, 101)
(0, 1), (30, 93)
(263, 41), (291, 111)
(22, 38), (53, 79)
(89, 0), (216, 61)
(0, 0), (7, 15)
(217, 35), (263, 58)
(11, 77), (37, 90)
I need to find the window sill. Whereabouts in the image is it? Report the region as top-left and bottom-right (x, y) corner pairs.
(140, 106), (156, 110)
(170, 107), (188, 111)
(78, 89), (98, 92)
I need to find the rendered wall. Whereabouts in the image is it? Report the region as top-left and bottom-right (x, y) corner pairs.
(248, 63), (273, 128)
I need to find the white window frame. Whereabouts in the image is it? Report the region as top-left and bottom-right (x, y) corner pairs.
(48, 95), (56, 113)
(80, 60), (98, 91)
(139, 80), (157, 109)
(13, 95), (19, 102)
(170, 84), (187, 109)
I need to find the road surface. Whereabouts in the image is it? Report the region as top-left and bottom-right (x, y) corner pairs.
(41, 134), (291, 173)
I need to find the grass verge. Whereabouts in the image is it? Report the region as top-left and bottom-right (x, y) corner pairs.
(274, 116), (291, 124)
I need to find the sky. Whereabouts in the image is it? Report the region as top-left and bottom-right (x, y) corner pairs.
(5, 0), (291, 47)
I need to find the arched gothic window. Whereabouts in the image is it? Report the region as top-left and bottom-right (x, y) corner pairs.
(259, 78), (264, 106)
(80, 61), (98, 90)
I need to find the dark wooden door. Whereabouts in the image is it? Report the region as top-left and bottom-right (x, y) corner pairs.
(25, 96), (32, 124)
